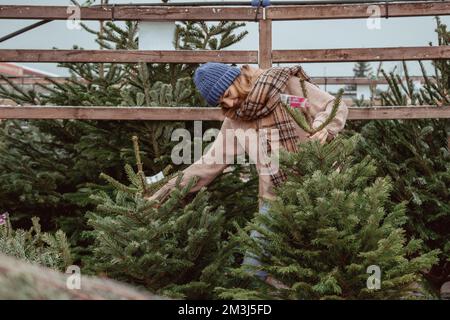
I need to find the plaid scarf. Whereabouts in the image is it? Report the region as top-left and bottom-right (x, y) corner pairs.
(224, 65), (317, 187)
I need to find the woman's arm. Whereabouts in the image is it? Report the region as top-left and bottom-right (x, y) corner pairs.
(306, 81), (349, 136)
(287, 77), (349, 137)
(146, 117), (244, 203)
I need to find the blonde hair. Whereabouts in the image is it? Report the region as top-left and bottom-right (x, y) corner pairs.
(220, 65), (264, 118)
(232, 64), (264, 100)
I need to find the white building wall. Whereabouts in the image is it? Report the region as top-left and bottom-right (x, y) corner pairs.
(356, 84), (371, 100)
(139, 0), (240, 50)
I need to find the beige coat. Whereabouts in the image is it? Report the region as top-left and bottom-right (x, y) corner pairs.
(150, 71), (349, 207)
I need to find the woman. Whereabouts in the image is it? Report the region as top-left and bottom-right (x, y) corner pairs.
(147, 62), (349, 285)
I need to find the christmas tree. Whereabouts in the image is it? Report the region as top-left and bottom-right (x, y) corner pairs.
(0, 213), (72, 271)
(353, 61), (373, 78)
(86, 136), (254, 299)
(0, 7), (249, 263)
(218, 134), (440, 300)
(349, 17), (450, 292)
(344, 61), (373, 94)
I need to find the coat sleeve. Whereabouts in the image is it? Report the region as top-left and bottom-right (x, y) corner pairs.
(147, 117), (245, 202)
(307, 81), (349, 136)
(287, 77), (349, 136)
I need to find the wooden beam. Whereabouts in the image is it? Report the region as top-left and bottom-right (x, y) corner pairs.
(273, 46), (450, 63)
(113, 5), (258, 21)
(0, 106), (225, 121)
(1, 46), (447, 64)
(310, 76), (433, 85)
(267, 1), (450, 20)
(1, 106), (449, 121)
(347, 106), (450, 120)
(259, 19), (272, 69)
(0, 2), (448, 21)
(0, 5), (257, 21)
(0, 5), (112, 20)
(0, 76), (432, 86)
(0, 49), (258, 64)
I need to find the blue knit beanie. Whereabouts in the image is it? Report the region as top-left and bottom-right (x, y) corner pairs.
(193, 62), (241, 106)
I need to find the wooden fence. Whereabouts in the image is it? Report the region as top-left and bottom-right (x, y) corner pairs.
(0, 1), (449, 122)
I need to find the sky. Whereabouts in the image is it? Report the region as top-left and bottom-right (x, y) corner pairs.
(0, 0), (448, 78)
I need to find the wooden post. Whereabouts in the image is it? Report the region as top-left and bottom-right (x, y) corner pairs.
(258, 10), (272, 207)
(98, 0), (107, 80)
(258, 16), (272, 69)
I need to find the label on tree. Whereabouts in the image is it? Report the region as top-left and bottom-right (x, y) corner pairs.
(280, 94), (308, 109)
(146, 171), (164, 184)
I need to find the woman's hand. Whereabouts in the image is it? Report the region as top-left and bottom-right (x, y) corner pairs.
(309, 128), (328, 144)
(144, 187), (172, 208)
(145, 194), (158, 202)
(144, 195), (163, 209)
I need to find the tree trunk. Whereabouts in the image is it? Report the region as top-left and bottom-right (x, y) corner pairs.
(0, 254), (166, 300)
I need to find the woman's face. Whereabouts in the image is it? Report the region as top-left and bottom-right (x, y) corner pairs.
(219, 84), (242, 109)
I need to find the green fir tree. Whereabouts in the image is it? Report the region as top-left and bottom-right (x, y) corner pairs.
(0, 8), (249, 263)
(353, 62), (373, 78)
(0, 213), (72, 271)
(86, 136), (251, 299)
(349, 17), (450, 291)
(218, 135), (440, 300)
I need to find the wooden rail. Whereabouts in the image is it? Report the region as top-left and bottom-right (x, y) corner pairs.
(0, 49), (258, 64)
(1, 105), (449, 121)
(1, 46), (448, 64)
(0, 2), (448, 21)
(267, 1), (450, 20)
(273, 46), (450, 63)
(0, 76), (433, 86)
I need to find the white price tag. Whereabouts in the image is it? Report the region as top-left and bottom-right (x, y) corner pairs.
(146, 171), (165, 184)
